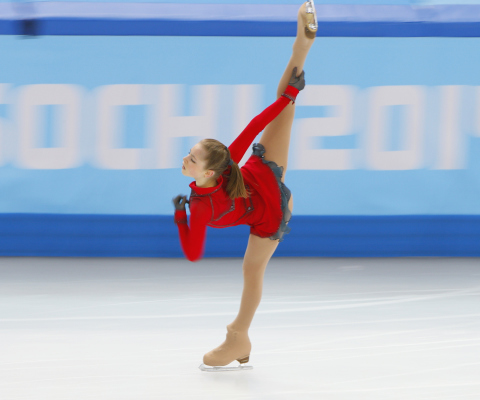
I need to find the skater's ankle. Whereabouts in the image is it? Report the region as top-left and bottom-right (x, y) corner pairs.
(227, 323), (248, 334)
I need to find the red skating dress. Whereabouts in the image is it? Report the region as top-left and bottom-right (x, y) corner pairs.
(174, 85), (299, 261)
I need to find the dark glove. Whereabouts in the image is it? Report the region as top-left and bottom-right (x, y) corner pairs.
(172, 195), (188, 211)
(289, 67), (305, 91)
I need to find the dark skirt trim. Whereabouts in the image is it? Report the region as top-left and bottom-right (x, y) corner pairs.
(252, 143), (292, 242)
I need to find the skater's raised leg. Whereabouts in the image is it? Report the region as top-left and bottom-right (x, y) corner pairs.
(259, 1), (316, 179)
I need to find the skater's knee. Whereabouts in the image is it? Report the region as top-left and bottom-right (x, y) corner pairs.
(242, 261), (268, 282)
(242, 263), (264, 278)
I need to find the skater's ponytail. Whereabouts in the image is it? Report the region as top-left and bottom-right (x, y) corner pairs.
(201, 139), (248, 200)
(226, 159), (248, 200)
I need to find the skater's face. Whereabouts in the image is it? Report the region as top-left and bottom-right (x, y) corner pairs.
(182, 143), (214, 181)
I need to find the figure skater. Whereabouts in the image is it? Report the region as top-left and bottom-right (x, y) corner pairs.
(172, 1), (317, 371)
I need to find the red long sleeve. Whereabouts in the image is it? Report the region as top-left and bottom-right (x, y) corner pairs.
(175, 85), (300, 262)
(175, 201), (212, 262)
(228, 85), (299, 163)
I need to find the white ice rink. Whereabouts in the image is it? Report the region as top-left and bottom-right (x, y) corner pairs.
(1, 257), (479, 400)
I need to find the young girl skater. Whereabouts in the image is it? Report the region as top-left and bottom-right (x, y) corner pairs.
(173, 1), (317, 371)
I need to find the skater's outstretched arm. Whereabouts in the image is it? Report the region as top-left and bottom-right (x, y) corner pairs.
(174, 199), (212, 262)
(228, 81), (302, 164)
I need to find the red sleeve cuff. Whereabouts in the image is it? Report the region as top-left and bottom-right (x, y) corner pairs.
(174, 210), (187, 224)
(281, 85), (300, 104)
(284, 85), (300, 98)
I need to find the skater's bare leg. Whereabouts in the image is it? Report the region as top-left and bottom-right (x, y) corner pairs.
(229, 234), (278, 332)
(259, 2), (315, 179)
(203, 234), (278, 366)
(227, 193), (293, 331)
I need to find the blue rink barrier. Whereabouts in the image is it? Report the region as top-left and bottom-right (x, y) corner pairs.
(0, 214), (479, 258)
(1, 3), (480, 37)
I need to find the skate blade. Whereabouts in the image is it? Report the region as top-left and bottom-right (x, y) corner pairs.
(199, 363), (253, 372)
(306, 0), (318, 32)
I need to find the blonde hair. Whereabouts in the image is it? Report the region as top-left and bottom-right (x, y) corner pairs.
(200, 139), (248, 200)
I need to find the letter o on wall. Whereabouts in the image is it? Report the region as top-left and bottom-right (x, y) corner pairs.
(16, 84), (82, 169)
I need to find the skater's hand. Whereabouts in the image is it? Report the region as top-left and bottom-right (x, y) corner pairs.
(172, 194), (188, 211)
(289, 67), (305, 91)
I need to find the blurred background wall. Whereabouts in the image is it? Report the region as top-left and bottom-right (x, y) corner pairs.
(0, 0), (479, 257)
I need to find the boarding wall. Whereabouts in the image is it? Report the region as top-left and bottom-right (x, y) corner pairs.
(1, 2), (480, 256)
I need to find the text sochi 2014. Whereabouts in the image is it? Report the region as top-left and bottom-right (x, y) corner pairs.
(0, 84), (478, 170)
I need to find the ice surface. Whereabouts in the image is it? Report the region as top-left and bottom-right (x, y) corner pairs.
(1, 257), (479, 399)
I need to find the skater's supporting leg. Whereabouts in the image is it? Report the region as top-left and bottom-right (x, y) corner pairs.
(202, 234), (278, 366)
(230, 234), (279, 332)
(259, 2), (316, 179)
